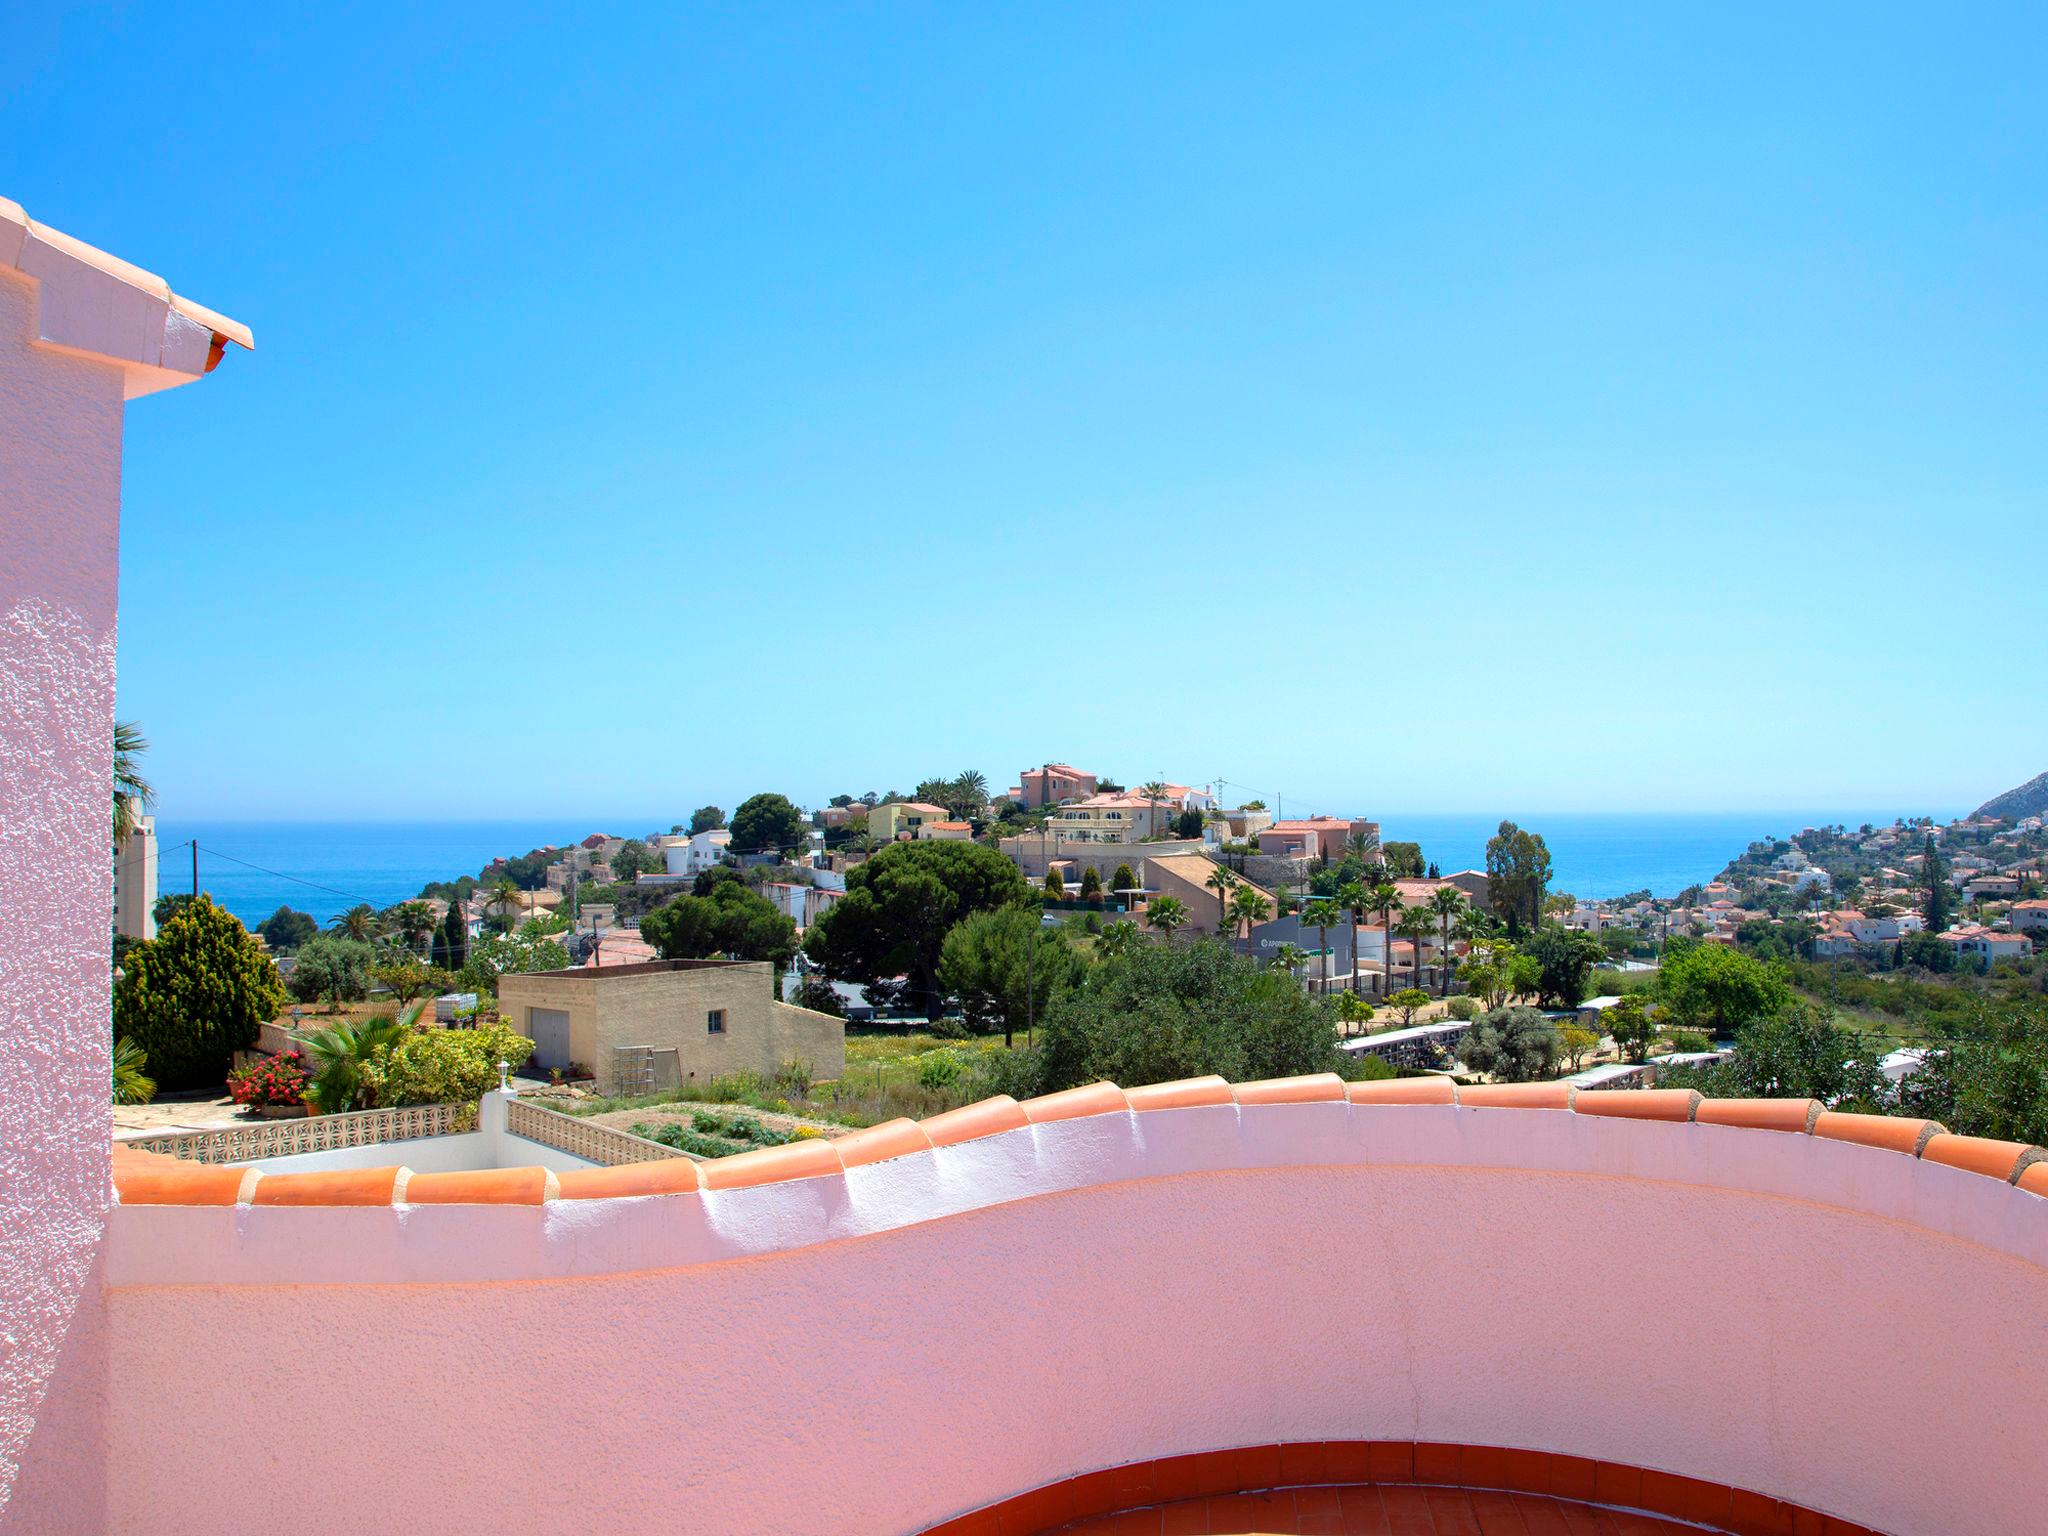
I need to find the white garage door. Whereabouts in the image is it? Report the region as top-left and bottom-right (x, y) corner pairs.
(527, 1007), (571, 1071)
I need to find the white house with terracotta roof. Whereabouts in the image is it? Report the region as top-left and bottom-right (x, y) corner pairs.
(1940, 925), (2033, 966)
(917, 819), (974, 841)
(1048, 791), (1173, 843)
(2011, 899), (2048, 932)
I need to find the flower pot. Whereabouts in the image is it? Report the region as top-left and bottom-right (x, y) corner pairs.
(254, 1103), (311, 1119)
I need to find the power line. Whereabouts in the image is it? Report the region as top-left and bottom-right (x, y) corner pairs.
(192, 843), (385, 910)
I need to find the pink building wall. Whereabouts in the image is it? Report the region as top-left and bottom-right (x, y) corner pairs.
(0, 202), (247, 1532)
(0, 260), (127, 1533)
(83, 1104), (2048, 1535)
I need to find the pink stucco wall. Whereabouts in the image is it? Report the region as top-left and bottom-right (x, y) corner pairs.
(0, 264), (125, 1532)
(84, 1105), (2048, 1536)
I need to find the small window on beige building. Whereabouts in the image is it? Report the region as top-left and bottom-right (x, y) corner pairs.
(707, 1009), (726, 1034)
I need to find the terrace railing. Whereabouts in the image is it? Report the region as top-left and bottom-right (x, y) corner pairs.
(505, 1097), (689, 1167)
(119, 1101), (470, 1164)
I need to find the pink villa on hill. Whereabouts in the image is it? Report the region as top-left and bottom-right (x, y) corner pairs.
(8, 206), (2048, 1536)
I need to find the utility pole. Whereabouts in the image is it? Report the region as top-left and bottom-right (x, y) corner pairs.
(191, 840), (198, 900)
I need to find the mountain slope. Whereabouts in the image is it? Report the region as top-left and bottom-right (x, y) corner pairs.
(1974, 772), (2048, 822)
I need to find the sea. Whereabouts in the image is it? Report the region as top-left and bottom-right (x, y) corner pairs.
(157, 809), (1962, 931)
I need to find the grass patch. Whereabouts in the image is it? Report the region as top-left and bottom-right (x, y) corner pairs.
(560, 1032), (1033, 1130)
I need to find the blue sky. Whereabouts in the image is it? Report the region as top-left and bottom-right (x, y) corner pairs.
(8, 5), (2043, 819)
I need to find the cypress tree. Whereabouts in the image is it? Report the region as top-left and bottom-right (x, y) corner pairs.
(439, 897), (469, 973)
(1922, 833), (1951, 934)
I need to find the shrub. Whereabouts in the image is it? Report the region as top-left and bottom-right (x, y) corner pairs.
(1663, 1028), (1713, 1054)
(113, 895), (285, 1090)
(1446, 995), (1480, 1021)
(288, 935), (377, 1007)
(1460, 1006), (1562, 1083)
(227, 1049), (311, 1110)
(358, 1020), (533, 1107)
(916, 1051), (965, 1091)
(772, 1058), (814, 1098)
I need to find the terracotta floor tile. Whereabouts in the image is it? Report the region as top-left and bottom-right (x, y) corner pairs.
(1467, 1489), (1529, 1536)
(1378, 1485), (1437, 1536)
(1552, 1501), (1607, 1536)
(1337, 1485), (1392, 1536)
(1507, 1495), (1574, 1536)
(1423, 1488), (1484, 1536)
(1206, 1489), (1296, 1533)
(1292, 1488), (1345, 1520)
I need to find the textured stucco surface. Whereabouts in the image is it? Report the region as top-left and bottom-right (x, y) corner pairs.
(0, 267), (124, 1527)
(79, 1105), (2048, 1536)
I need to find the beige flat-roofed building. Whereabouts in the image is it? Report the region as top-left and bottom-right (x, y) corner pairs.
(499, 959), (845, 1094)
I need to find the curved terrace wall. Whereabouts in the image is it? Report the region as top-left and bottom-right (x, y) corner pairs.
(85, 1082), (2048, 1536)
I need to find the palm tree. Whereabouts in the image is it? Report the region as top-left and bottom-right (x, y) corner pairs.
(112, 720), (154, 845)
(1230, 884), (1272, 938)
(1370, 881), (1403, 999)
(1205, 864), (1238, 932)
(485, 876), (524, 934)
(1097, 920), (1141, 961)
(1345, 830), (1376, 862)
(1271, 942), (1308, 984)
(1428, 886), (1467, 996)
(1338, 879), (1370, 995)
(111, 1037), (155, 1105)
(1301, 899), (1340, 994)
(389, 900), (437, 956)
(951, 769), (989, 817)
(1137, 780), (1172, 839)
(304, 1001), (424, 1114)
(331, 903), (382, 943)
(1396, 907), (1436, 992)
(1145, 895), (1188, 946)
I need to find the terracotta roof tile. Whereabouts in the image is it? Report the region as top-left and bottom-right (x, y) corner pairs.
(1696, 1097), (1820, 1134)
(1918, 1134), (2035, 1183)
(1459, 1082), (1574, 1109)
(1345, 1077), (1457, 1106)
(112, 1160), (253, 1207)
(1020, 1082), (1129, 1124)
(402, 1167), (555, 1205)
(1574, 1088), (1699, 1123)
(554, 1159), (701, 1199)
(921, 1095), (1030, 1146)
(1232, 1072), (1346, 1105)
(1812, 1111), (1943, 1156)
(249, 1167), (402, 1207)
(832, 1117), (933, 1169)
(1124, 1076), (1234, 1111)
(698, 1137), (844, 1191)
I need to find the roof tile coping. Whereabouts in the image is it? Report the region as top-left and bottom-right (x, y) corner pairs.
(1, 195), (253, 367)
(108, 1079), (2048, 1207)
